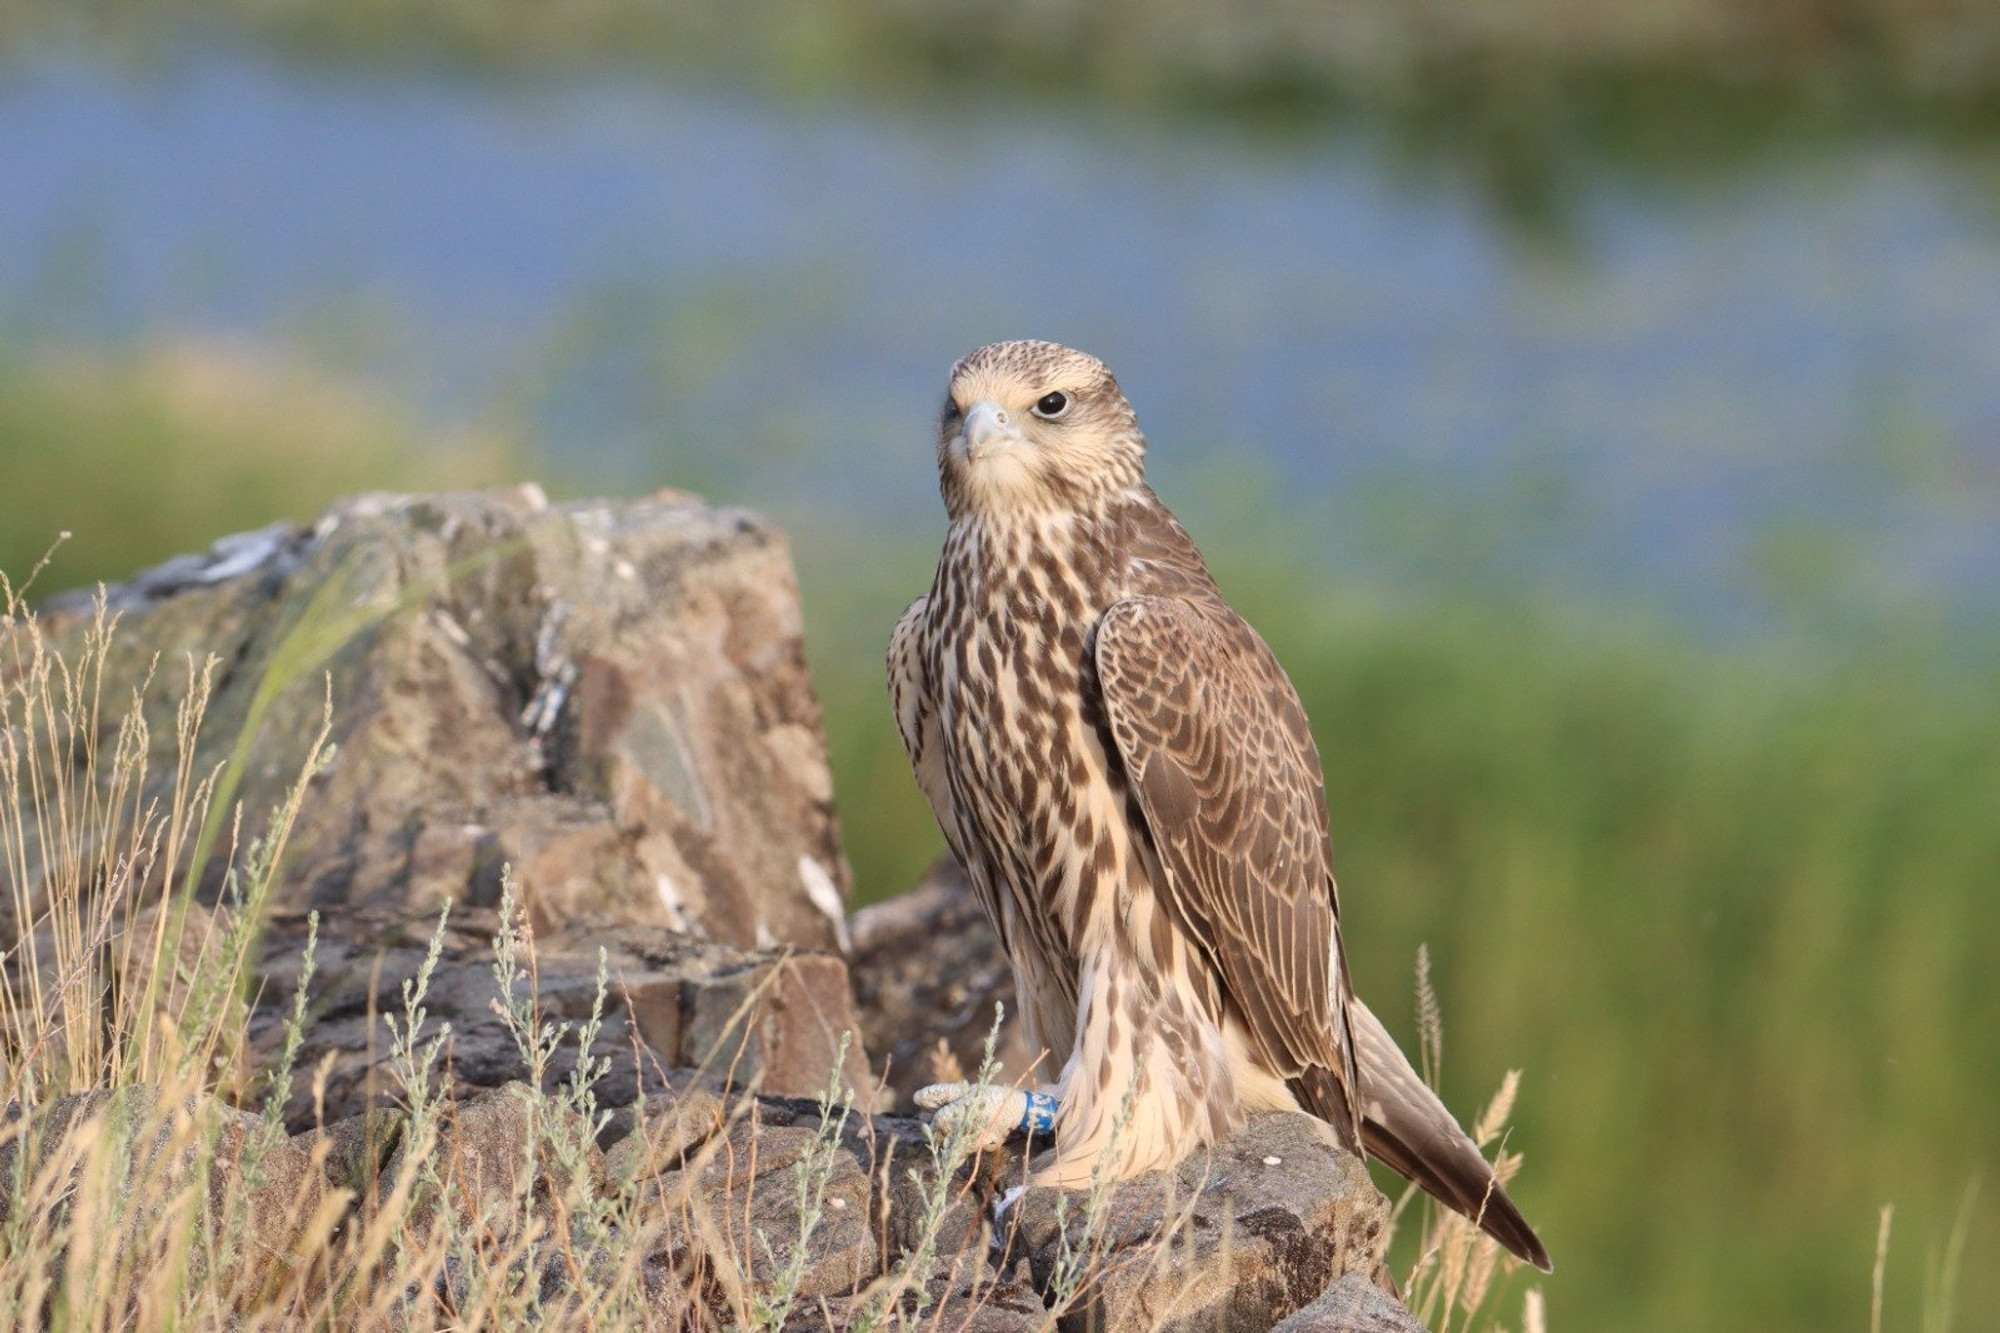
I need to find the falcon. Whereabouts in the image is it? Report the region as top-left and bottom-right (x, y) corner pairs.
(889, 340), (1550, 1270)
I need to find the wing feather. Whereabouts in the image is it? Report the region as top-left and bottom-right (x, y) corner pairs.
(1351, 999), (1553, 1271)
(1093, 594), (1361, 1145)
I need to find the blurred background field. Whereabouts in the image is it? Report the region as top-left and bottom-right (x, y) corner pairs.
(3, 3), (1997, 1327)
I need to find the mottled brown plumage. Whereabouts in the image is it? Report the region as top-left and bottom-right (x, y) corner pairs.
(889, 340), (1549, 1271)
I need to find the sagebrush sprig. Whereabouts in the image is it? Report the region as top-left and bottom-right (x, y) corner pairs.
(754, 1030), (855, 1330)
(848, 1003), (1010, 1332)
(1046, 1052), (1145, 1318)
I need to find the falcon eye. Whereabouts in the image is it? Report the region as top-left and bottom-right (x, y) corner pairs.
(1032, 391), (1071, 420)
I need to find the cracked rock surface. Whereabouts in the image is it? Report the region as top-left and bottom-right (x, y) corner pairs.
(245, 907), (877, 1129)
(1010, 1112), (1394, 1332)
(32, 486), (851, 954)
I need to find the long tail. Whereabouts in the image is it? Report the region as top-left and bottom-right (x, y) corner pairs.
(1295, 998), (1552, 1272)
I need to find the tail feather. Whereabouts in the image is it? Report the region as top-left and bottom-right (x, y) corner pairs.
(1301, 998), (1552, 1273)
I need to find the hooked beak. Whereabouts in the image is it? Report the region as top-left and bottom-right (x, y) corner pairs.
(963, 401), (1023, 461)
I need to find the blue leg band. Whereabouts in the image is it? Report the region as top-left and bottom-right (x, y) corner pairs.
(1020, 1091), (1058, 1136)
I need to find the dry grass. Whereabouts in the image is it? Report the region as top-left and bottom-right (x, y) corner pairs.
(1385, 948), (1543, 1333)
(0, 565), (665, 1327)
(1, 559), (349, 1324)
(0, 559), (1539, 1330)
(0, 575), (1050, 1329)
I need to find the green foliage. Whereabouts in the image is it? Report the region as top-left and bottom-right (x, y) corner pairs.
(850, 1005), (1005, 1329)
(0, 341), (523, 593)
(754, 1031), (853, 1330)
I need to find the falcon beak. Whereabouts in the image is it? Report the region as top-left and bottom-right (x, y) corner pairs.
(963, 401), (1024, 461)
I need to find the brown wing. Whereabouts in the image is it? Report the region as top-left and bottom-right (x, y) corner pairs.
(1093, 594), (1361, 1148)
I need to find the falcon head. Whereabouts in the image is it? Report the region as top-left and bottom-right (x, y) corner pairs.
(937, 340), (1147, 517)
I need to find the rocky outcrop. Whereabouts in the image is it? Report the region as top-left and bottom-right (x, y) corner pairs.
(1272, 1275), (1430, 1332)
(0, 1087), (333, 1303)
(6, 491), (1433, 1329)
(389, 1081), (609, 1245)
(21, 488), (873, 1109)
(247, 905), (877, 1125)
(32, 486), (851, 952)
(4, 1079), (1422, 1329)
(393, 1091), (1405, 1329)
(1010, 1113), (1393, 1332)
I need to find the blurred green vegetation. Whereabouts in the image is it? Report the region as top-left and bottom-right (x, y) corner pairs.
(0, 340), (526, 590)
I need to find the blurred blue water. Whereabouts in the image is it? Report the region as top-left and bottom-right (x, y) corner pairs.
(3, 46), (1998, 638)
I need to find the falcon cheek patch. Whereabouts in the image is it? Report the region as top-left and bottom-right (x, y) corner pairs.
(956, 446), (1052, 514)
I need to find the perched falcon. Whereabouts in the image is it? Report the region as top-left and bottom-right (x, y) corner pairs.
(888, 340), (1550, 1270)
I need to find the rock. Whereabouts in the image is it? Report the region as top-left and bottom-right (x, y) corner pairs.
(294, 1106), (403, 1199)
(247, 906), (875, 1130)
(606, 1084), (725, 1184)
(111, 900), (233, 1023)
(0, 1086), (332, 1306)
(384, 1081), (605, 1243)
(867, 1115), (1012, 1270)
(640, 935), (875, 1106)
(1010, 1112), (1396, 1333)
(290, 1096), (402, 1192)
(786, 1275), (1049, 1332)
(848, 857), (1036, 1108)
(1272, 1273), (1431, 1332)
(29, 487), (851, 952)
(746, 1093), (1028, 1279)
(716, 1123), (876, 1301)
(636, 1247), (706, 1326)
(648, 1105), (879, 1317)
(923, 1278), (1052, 1332)
(0, 1084), (1414, 1329)
(628, 1088), (1038, 1326)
